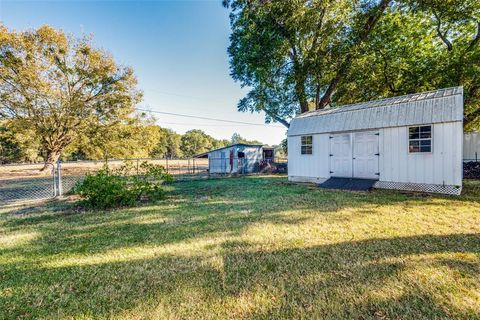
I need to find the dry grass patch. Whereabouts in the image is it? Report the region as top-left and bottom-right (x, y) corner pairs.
(0, 176), (479, 319)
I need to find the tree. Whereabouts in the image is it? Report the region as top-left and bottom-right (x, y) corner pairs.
(335, 0), (480, 129)
(0, 25), (142, 169)
(212, 138), (230, 149)
(280, 138), (288, 156)
(230, 132), (262, 145)
(69, 120), (160, 160)
(180, 129), (215, 157)
(224, 0), (393, 127)
(151, 128), (183, 158)
(0, 121), (41, 163)
(224, 0), (480, 129)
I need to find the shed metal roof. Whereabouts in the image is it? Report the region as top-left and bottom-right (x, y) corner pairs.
(288, 87), (464, 136)
(193, 143), (263, 158)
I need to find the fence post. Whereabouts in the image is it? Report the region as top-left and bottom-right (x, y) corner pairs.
(57, 160), (63, 196)
(136, 158), (139, 175)
(52, 164), (57, 197)
(166, 158), (169, 173)
(193, 158), (196, 174)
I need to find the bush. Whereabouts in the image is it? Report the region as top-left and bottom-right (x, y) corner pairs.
(74, 161), (173, 209)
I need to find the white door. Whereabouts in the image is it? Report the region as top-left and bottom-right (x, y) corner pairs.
(330, 133), (352, 177)
(353, 131), (379, 179)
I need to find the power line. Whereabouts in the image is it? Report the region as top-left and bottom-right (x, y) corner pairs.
(136, 107), (285, 128)
(155, 121), (257, 127)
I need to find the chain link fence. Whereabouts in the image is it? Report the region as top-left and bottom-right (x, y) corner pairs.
(0, 157), (287, 205)
(0, 163), (57, 204)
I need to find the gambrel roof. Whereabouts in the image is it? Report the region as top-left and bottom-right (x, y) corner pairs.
(288, 87), (464, 136)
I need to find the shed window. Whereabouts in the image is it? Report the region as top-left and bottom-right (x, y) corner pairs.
(409, 126), (432, 153)
(301, 136), (313, 155)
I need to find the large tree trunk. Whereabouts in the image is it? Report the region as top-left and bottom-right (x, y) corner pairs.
(294, 71), (309, 114)
(40, 149), (60, 172)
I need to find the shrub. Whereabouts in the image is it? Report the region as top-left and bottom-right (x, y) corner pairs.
(74, 161), (173, 209)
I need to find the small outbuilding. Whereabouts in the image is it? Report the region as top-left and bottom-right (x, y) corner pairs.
(195, 143), (274, 174)
(287, 87), (464, 195)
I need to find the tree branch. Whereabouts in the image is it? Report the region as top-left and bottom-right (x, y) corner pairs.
(467, 21), (480, 51)
(433, 10), (453, 51)
(317, 0), (392, 109)
(273, 115), (290, 128)
(263, 108), (290, 128)
(381, 52), (398, 94)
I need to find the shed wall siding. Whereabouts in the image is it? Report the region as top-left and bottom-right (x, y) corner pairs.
(288, 122), (462, 189)
(379, 122), (462, 186)
(288, 134), (330, 181)
(208, 147), (233, 174)
(241, 146), (263, 173)
(464, 133), (480, 161)
(208, 146), (263, 174)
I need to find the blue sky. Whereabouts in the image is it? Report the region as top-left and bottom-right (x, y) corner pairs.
(0, 0), (287, 145)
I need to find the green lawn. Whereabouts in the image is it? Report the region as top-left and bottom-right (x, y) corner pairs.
(1, 176), (480, 319)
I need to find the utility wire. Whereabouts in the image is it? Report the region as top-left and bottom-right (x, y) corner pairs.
(155, 121), (258, 127)
(136, 107), (285, 128)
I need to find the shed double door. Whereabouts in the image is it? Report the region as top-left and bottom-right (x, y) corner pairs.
(330, 131), (379, 179)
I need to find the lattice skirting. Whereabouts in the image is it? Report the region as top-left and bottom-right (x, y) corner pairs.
(374, 181), (462, 195)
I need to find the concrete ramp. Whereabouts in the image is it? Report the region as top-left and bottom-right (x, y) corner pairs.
(319, 178), (377, 191)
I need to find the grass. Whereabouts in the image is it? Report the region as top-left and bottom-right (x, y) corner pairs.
(1, 176), (479, 319)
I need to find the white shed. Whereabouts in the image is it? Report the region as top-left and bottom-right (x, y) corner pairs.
(195, 144), (273, 174)
(287, 87), (464, 195)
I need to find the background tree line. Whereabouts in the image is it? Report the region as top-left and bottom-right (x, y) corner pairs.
(0, 120), (267, 164)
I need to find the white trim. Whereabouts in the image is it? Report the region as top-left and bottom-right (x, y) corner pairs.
(300, 135), (313, 155)
(408, 125), (433, 154)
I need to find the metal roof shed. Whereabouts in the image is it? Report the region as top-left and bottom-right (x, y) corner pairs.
(287, 87), (464, 195)
(195, 143), (266, 174)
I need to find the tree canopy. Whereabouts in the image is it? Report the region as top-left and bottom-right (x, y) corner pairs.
(224, 0), (480, 129)
(0, 121), (258, 163)
(181, 129), (222, 157)
(0, 25), (142, 169)
(230, 132), (262, 145)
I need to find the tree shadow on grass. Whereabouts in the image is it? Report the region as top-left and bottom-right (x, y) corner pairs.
(1, 176), (479, 262)
(1, 233), (479, 319)
(1, 177), (480, 318)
